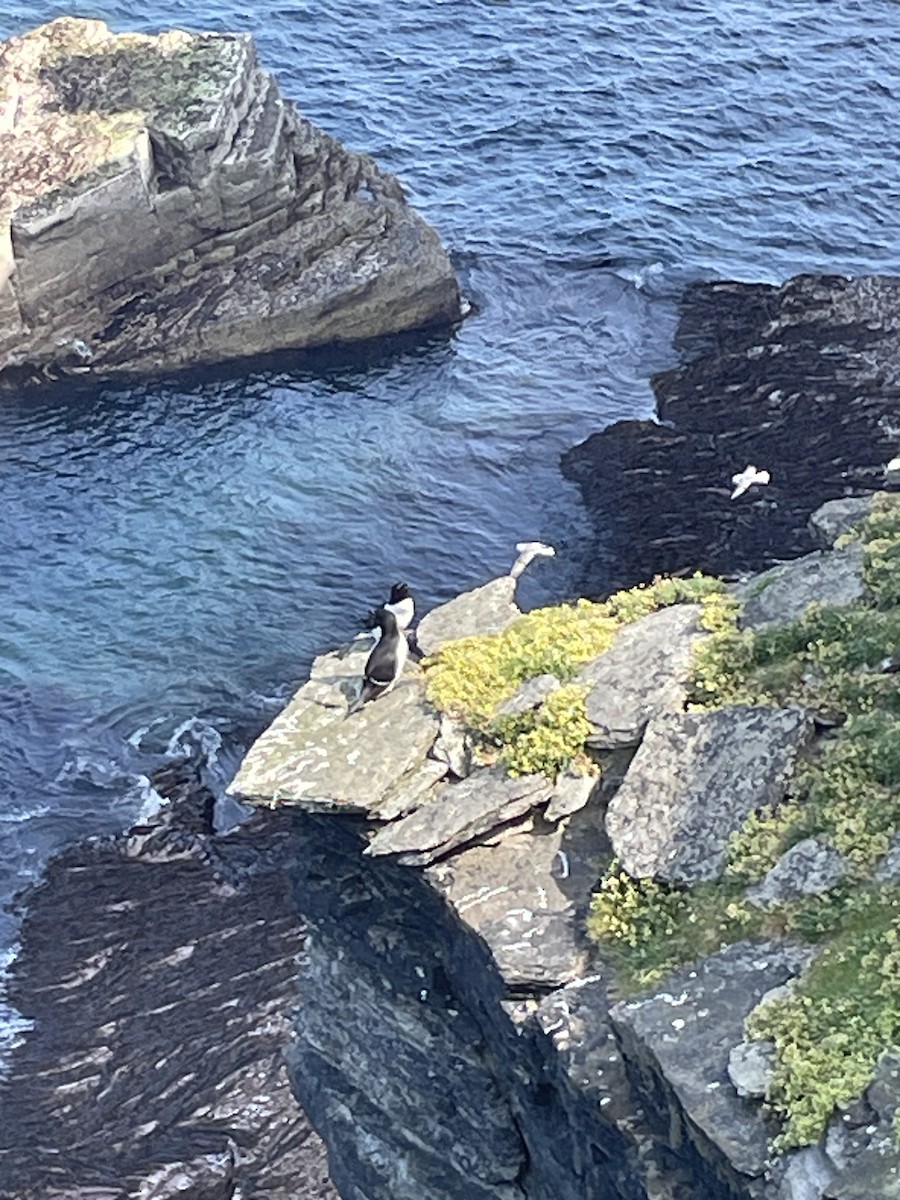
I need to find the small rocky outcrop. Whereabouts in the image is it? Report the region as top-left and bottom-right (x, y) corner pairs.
(561, 275), (900, 593)
(0, 18), (460, 387)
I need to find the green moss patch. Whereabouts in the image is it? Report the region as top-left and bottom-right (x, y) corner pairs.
(424, 573), (725, 779)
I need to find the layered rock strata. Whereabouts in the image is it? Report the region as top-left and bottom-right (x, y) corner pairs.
(0, 18), (460, 386)
(562, 275), (900, 592)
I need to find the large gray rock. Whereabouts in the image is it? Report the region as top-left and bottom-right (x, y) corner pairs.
(738, 545), (865, 630)
(228, 643), (440, 815)
(365, 768), (552, 866)
(416, 577), (520, 658)
(0, 18), (459, 386)
(611, 940), (814, 1183)
(426, 791), (607, 988)
(578, 603), (706, 749)
(825, 1053), (900, 1198)
(606, 705), (812, 882)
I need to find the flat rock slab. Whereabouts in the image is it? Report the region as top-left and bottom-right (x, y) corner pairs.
(426, 803), (605, 988)
(737, 544), (865, 630)
(417, 577), (520, 658)
(365, 768), (552, 866)
(579, 604), (706, 749)
(611, 940), (813, 1180)
(228, 644), (439, 814)
(607, 705), (812, 882)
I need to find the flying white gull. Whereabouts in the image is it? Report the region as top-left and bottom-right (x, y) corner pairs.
(730, 465), (770, 500)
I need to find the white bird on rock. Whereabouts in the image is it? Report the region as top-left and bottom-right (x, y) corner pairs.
(730, 465), (770, 500)
(510, 541), (556, 579)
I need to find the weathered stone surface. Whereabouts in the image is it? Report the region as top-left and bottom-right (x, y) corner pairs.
(495, 673), (561, 717)
(376, 756), (448, 822)
(825, 1053), (900, 1198)
(737, 545), (865, 631)
(578, 604), (705, 749)
(562, 276), (900, 593)
(611, 940), (813, 1182)
(365, 768), (553, 866)
(545, 770), (599, 822)
(746, 837), (846, 909)
(430, 711), (474, 778)
(416, 576), (519, 658)
(0, 762), (337, 1200)
(727, 1040), (775, 1100)
(426, 789), (607, 988)
(0, 18), (460, 386)
(228, 643), (439, 814)
(607, 705), (812, 882)
(808, 497), (872, 548)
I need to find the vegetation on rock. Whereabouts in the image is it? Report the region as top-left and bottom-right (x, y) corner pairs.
(587, 493), (900, 1150)
(424, 573), (725, 778)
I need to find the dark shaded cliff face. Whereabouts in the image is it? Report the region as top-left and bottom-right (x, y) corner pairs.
(0, 764), (337, 1200)
(562, 275), (900, 593)
(284, 811), (746, 1200)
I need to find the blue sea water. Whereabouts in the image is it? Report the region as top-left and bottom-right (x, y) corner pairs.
(1, 0), (900, 1037)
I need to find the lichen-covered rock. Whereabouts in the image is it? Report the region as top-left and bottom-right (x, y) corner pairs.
(737, 545), (865, 631)
(606, 705), (812, 882)
(495, 673), (562, 717)
(808, 497), (872, 548)
(0, 18), (460, 386)
(365, 768), (553, 866)
(578, 603), (706, 749)
(727, 1040), (776, 1100)
(611, 940), (814, 1188)
(416, 576), (520, 658)
(746, 837), (846, 909)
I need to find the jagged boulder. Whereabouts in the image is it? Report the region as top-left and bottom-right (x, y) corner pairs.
(578, 603), (706, 749)
(0, 18), (460, 386)
(737, 544), (865, 630)
(606, 705), (812, 882)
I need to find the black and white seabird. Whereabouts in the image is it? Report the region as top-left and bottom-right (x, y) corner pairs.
(364, 581), (415, 644)
(349, 606), (408, 713)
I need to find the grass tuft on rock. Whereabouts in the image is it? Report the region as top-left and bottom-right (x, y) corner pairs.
(424, 573), (725, 779)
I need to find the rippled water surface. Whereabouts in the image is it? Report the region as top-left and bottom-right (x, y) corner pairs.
(2, 0), (900, 1000)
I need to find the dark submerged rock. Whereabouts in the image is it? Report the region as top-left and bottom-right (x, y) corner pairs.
(0, 760), (337, 1200)
(562, 275), (900, 592)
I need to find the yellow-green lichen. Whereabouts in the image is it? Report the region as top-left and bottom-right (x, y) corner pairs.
(747, 888), (900, 1148)
(424, 573), (726, 780)
(585, 869), (764, 993)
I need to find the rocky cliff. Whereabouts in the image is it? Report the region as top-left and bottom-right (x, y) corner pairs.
(0, 18), (460, 387)
(224, 506), (900, 1200)
(3, 506), (900, 1199)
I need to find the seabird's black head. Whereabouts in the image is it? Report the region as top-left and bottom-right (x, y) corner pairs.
(388, 582), (411, 604)
(371, 605), (399, 635)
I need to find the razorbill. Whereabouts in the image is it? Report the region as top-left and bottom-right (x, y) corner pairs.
(364, 581), (415, 645)
(349, 606), (408, 713)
